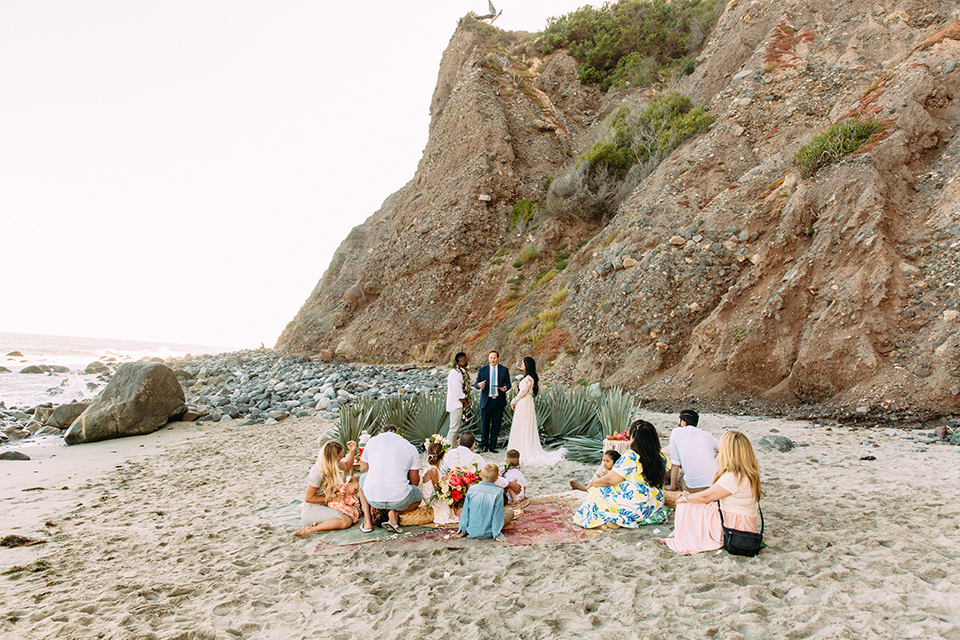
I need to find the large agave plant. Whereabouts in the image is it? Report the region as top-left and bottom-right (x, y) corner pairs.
(596, 387), (639, 437)
(333, 396), (380, 448)
(538, 386), (600, 443)
(562, 435), (605, 464)
(401, 391), (449, 448)
(377, 394), (415, 432)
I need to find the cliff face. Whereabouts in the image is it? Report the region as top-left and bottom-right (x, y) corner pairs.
(278, 3), (960, 420)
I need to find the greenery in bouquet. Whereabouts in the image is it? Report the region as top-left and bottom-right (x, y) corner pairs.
(433, 465), (480, 509)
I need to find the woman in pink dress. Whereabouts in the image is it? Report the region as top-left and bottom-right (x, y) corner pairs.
(506, 357), (564, 466)
(657, 430), (761, 555)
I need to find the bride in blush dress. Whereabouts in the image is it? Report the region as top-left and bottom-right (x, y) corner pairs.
(506, 357), (565, 466)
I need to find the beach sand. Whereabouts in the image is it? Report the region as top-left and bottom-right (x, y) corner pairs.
(2, 411), (959, 639)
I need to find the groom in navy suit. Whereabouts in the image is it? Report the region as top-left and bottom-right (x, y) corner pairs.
(475, 350), (511, 453)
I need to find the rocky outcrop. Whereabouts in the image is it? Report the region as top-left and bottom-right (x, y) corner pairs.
(279, 4), (960, 420)
(46, 402), (90, 429)
(64, 363), (186, 444)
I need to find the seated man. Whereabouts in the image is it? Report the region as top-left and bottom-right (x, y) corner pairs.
(453, 463), (515, 541)
(441, 431), (520, 496)
(358, 423), (422, 533)
(665, 409), (720, 493)
(441, 431), (487, 472)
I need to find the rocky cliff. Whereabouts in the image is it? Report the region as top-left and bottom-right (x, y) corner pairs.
(278, 2), (960, 420)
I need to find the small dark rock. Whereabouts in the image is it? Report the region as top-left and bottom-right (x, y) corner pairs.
(0, 451), (31, 461)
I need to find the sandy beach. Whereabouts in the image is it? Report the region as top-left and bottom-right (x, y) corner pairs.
(2, 411), (959, 640)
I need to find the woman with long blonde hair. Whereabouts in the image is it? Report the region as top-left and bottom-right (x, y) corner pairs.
(657, 430), (761, 554)
(295, 439), (358, 536)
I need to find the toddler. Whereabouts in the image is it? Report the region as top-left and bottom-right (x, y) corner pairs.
(453, 463), (515, 541)
(569, 450), (620, 492)
(501, 449), (527, 504)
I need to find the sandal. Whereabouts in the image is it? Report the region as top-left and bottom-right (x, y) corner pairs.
(381, 522), (402, 534)
(360, 522), (373, 533)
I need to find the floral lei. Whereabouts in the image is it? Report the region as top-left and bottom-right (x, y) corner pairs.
(501, 461), (521, 476)
(454, 362), (471, 403)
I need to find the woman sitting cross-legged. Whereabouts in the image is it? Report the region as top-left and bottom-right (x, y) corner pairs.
(657, 430), (761, 555)
(294, 439), (358, 536)
(573, 420), (669, 529)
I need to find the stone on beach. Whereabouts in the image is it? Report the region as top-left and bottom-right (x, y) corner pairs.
(0, 451), (30, 460)
(64, 362), (186, 445)
(46, 402), (90, 429)
(19, 365), (50, 374)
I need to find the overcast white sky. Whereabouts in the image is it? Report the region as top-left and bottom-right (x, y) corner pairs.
(0, 1), (591, 349)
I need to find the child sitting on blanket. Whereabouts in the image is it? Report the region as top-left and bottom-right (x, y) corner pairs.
(327, 475), (361, 523)
(453, 463), (515, 542)
(501, 449), (527, 504)
(569, 450), (621, 492)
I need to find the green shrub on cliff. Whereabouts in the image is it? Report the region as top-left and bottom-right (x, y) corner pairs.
(546, 91), (713, 222)
(794, 117), (882, 177)
(510, 198), (539, 230)
(538, 0), (722, 90)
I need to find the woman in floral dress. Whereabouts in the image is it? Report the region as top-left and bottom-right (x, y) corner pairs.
(573, 420), (669, 529)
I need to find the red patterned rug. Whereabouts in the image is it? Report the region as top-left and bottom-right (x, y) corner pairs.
(310, 499), (587, 556)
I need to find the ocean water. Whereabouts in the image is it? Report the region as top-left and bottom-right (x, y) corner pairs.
(0, 332), (230, 409)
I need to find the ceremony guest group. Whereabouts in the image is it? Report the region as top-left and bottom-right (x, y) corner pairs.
(294, 351), (761, 554)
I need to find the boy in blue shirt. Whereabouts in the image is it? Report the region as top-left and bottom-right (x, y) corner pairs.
(453, 463), (515, 541)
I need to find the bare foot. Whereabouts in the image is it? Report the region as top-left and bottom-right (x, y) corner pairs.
(293, 524), (316, 537)
(570, 480), (588, 492)
(655, 538), (667, 545)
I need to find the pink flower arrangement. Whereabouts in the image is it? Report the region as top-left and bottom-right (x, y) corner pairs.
(606, 429), (630, 441)
(433, 465), (479, 509)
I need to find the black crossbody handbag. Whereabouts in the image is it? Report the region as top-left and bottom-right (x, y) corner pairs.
(718, 504), (763, 557)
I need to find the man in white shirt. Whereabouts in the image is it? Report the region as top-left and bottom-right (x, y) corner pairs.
(446, 352), (470, 446)
(441, 431), (486, 473)
(441, 431), (520, 494)
(358, 424), (422, 533)
(665, 409), (720, 493)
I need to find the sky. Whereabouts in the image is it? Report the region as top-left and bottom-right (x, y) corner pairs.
(0, 1), (592, 350)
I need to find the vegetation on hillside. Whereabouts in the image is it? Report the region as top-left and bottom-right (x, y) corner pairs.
(538, 0), (723, 91)
(794, 117), (883, 177)
(546, 91), (714, 222)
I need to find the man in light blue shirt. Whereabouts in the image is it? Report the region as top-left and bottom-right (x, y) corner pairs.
(454, 463), (515, 541)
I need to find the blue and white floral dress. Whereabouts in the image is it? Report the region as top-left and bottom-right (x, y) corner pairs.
(573, 449), (668, 528)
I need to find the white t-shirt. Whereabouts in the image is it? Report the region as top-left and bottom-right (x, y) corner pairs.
(307, 463), (322, 489)
(360, 432), (419, 503)
(447, 368), (466, 412)
(440, 445), (486, 473)
(667, 426), (720, 489)
(503, 468), (526, 498)
(716, 471), (759, 518)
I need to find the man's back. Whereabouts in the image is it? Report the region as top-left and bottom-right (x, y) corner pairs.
(668, 426), (720, 489)
(361, 432), (418, 502)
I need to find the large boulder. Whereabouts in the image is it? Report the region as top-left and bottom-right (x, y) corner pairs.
(46, 402), (90, 429)
(64, 363), (186, 445)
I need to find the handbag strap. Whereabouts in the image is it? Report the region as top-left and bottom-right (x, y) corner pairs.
(718, 502), (763, 535)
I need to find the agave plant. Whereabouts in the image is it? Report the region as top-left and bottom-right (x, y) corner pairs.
(538, 386), (600, 443)
(596, 387), (638, 438)
(333, 395), (379, 449)
(562, 435), (605, 464)
(401, 391), (449, 448)
(377, 394), (415, 432)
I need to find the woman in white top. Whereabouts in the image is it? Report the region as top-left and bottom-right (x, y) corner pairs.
(657, 430), (761, 555)
(506, 357), (564, 466)
(295, 440), (356, 536)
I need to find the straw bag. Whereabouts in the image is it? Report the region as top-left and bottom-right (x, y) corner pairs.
(399, 505), (434, 527)
(718, 505), (764, 557)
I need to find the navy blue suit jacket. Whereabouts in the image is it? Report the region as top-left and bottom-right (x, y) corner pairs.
(475, 364), (511, 409)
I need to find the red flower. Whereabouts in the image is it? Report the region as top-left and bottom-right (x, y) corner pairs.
(451, 489), (462, 502)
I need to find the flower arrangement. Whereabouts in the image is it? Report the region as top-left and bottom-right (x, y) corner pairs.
(606, 429), (630, 441)
(433, 464), (479, 509)
(423, 433), (451, 452)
